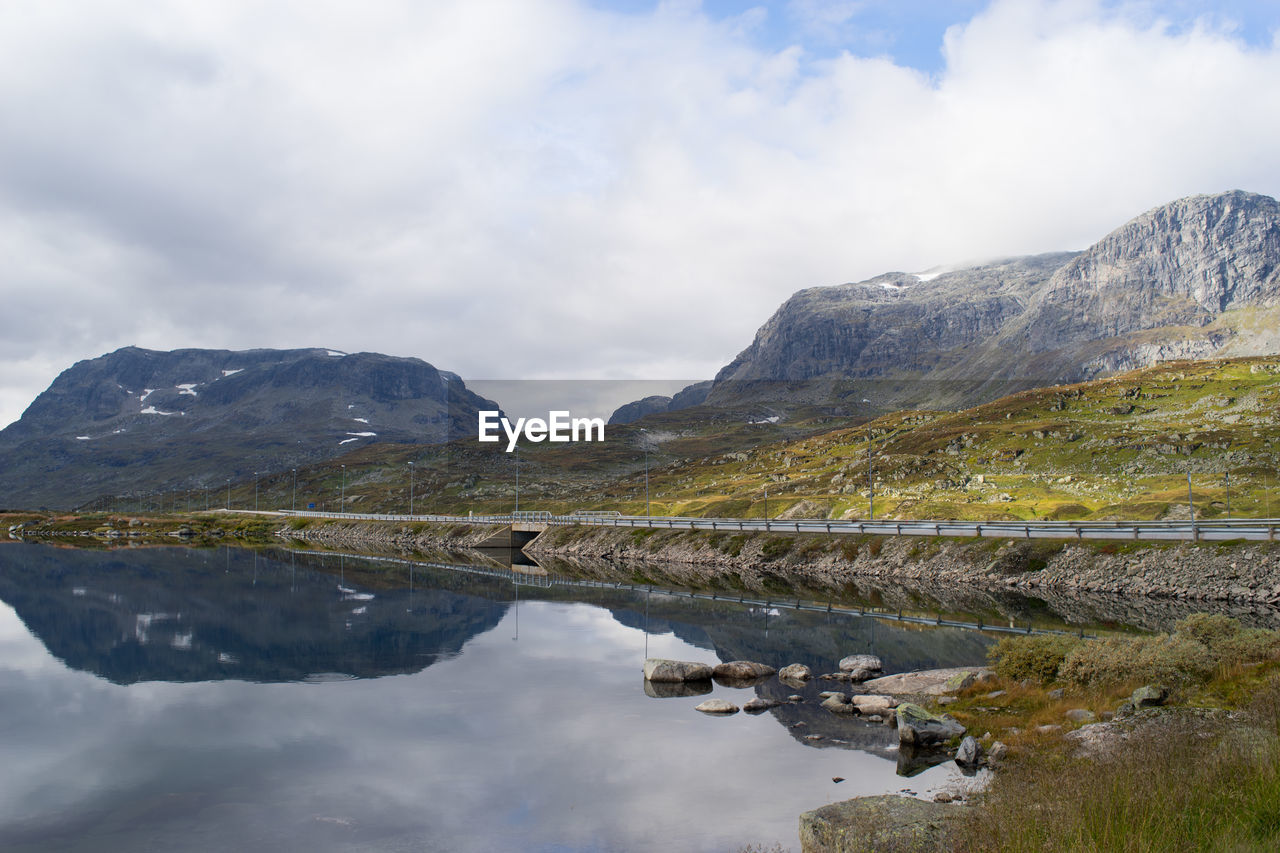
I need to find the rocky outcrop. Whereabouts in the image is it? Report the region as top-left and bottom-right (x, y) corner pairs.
(703, 191), (1280, 413)
(862, 667), (989, 696)
(799, 795), (961, 853)
(895, 703), (967, 747)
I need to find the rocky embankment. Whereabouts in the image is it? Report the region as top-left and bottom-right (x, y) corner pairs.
(278, 519), (506, 552)
(528, 525), (1280, 606)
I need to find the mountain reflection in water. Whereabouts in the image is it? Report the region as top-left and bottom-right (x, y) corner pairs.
(5, 541), (1265, 852)
(0, 544), (998, 685)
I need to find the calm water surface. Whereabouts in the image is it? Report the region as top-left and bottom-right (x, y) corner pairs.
(0, 543), (1006, 851)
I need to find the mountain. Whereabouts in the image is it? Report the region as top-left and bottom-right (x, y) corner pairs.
(606, 381), (712, 425)
(0, 347), (499, 509)
(630, 190), (1280, 418)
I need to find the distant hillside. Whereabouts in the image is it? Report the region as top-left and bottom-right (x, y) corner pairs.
(224, 355), (1280, 523)
(0, 347), (499, 509)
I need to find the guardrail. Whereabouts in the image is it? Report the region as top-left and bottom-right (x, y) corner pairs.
(275, 510), (1280, 542)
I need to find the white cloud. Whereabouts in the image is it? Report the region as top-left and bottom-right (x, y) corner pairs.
(1, 0), (1279, 427)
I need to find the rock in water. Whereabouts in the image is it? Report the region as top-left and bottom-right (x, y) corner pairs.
(778, 663), (812, 682)
(838, 654), (883, 682)
(821, 694), (857, 715)
(742, 697), (782, 713)
(643, 658), (713, 683)
(695, 699), (738, 715)
(851, 694), (896, 716)
(955, 735), (980, 768)
(713, 660), (777, 680)
(896, 703), (966, 747)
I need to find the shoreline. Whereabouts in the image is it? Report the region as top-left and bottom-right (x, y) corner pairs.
(11, 511), (1280, 608)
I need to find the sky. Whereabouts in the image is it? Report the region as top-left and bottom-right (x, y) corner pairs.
(3, 0), (1280, 428)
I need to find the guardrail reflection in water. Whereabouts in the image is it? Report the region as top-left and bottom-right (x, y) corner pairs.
(289, 548), (1095, 640)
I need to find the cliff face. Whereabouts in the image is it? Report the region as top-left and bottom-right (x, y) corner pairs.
(0, 347), (498, 508)
(703, 191), (1280, 412)
(1023, 191), (1280, 353)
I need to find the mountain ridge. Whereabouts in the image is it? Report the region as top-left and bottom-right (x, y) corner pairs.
(613, 190), (1280, 421)
(0, 346), (498, 509)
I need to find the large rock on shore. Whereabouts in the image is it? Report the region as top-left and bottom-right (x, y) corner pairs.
(799, 794), (960, 852)
(643, 658), (713, 682)
(896, 703), (966, 747)
(862, 667), (990, 696)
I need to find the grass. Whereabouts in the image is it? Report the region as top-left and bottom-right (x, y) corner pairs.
(947, 616), (1280, 851)
(953, 678), (1280, 852)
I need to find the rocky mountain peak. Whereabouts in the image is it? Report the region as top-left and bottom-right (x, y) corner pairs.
(659, 189), (1280, 417)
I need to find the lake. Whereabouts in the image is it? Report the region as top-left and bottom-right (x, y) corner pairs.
(0, 541), (1258, 851)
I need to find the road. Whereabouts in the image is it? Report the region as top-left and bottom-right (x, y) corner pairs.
(276, 510), (1280, 542)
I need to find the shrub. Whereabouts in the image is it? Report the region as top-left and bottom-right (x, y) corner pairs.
(1174, 613), (1280, 666)
(760, 536), (794, 561)
(987, 634), (1081, 683)
(1059, 634), (1217, 688)
(1216, 629), (1280, 666)
(723, 534), (748, 557)
(1175, 613), (1244, 647)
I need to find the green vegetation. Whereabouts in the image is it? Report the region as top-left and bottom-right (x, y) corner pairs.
(956, 679), (1280, 852)
(950, 615), (1280, 852)
(987, 633), (1080, 683)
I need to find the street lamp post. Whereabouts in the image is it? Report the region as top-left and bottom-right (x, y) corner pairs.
(254, 473), (259, 512)
(1187, 471), (1197, 540)
(292, 468), (297, 512)
(639, 428), (650, 517)
(514, 448), (520, 513)
(226, 479), (231, 510)
(1225, 471), (1231, 519)
(868, 429), (874, 521)
(409, 461), (415, 517)
(340, 465), (346, 514)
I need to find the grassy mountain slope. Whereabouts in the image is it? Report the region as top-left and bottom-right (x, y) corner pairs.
(145, 356), (1280, 524)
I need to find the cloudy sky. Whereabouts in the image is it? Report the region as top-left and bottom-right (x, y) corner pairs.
(3, 0), (1280, 428)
